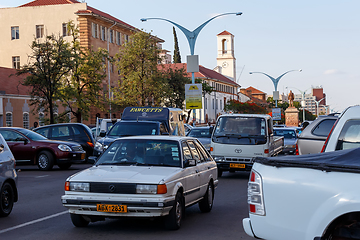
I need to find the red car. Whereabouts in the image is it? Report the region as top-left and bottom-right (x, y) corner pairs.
(0, 127), (86, 170)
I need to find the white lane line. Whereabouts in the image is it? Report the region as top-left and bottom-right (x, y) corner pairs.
(35, 175), (50, 178)
(0, 210), (68, 234)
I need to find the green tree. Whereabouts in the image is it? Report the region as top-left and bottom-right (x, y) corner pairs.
(114, 31), (164, 107)
(173, 27), (181, 63)
(16, 34), (73, 124)
(59, 22), (108, 123)
(160, 66), (191, 108)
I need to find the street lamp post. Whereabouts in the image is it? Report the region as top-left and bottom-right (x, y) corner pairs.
(249, 70), (302, 107)
(141, 12), (242, 125)
(314, 97), (325, 116)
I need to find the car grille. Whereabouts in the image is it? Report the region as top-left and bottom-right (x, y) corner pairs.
(90, 182), (136, 194)
(72, 146), (83, 151)
(224, 157), (252, 163)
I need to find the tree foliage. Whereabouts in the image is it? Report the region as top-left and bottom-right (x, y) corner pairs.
(225, 99), (267, 114)
(16, 34), (73, 124)
(114, 31), (164, 107)
(59, 22), (108, 122)
(173, 27), (181, 63)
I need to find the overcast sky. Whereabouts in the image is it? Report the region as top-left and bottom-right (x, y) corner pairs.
(2, 0), (360, 113)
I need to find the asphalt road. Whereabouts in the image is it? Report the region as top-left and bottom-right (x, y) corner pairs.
(0, 164), (254, 240)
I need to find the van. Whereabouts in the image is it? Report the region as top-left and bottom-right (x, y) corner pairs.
(94, 107), (185, 156)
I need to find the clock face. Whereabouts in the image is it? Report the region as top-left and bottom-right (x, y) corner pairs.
(222, 61), (228, 68)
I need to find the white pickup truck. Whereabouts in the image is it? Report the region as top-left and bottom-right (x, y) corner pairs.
(243, 147), (360, 240)
(210, 114), (283, 177)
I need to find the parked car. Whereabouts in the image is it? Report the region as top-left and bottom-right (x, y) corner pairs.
(186, 126), (213, 151)
(0, 127), (86, 170)
(297, 114), (338, 155)
(273, 127), (298, 154)
(0, 133), (18, 217)
(62, 136), (218, 230)
(34, 123), (95, 159)
(323, 106), (360, 152)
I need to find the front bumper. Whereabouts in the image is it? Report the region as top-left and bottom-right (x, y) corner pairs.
(57, 151), (86, 163)
(61, 194), (174, 218)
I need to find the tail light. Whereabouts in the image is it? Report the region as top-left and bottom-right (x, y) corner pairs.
(295, 144), (299, 155)
(264, 149), (269, 154)
(248, 170), (265, 215)
(87, 141), (94, 148)
(321, 119), (339, 153)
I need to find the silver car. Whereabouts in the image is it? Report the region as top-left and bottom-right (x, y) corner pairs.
(297, 114), (338, 155)
(0, 133), (18, 217)
(273, 128), (298, 154)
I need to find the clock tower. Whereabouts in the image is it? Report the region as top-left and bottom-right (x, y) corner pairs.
(215, 31), (236, 81)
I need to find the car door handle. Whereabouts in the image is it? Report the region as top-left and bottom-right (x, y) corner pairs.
(195, 170), (199, 173)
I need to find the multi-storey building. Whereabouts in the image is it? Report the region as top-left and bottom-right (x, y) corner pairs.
(0, 0), (163, 126)
(294, 86), (328, 116)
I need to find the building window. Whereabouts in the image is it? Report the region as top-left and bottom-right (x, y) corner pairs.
(205, 98), (207, 110)
(12, 56), (20, 69)
(11, 26), (19, 40)
(39, 112), (45, 126)
(6, 113), (12, 127)
(92, 23), (98, 38)
(125, 34), (129, 42)
(62, 23), (70, 37)
(23, 113), (29, 129)
(116, 31), (121, 45)
(109, 29), (114, 43)
(212, 99), (215, 109)
(36, 25), (44, 38)
(101, 26), (106, 41)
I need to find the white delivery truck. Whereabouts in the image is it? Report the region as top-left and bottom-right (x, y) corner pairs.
(210, 114), (283, 177)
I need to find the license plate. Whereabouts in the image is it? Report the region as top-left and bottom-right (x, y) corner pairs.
(81, 153), (85, 159)
(230, 163), (245, 168)
(97, 204), (128, 213)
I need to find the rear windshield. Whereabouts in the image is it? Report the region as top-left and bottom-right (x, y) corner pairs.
(274, 129), (297, 139)
(107, 122), (158, 137)
(212, 116), (267, 145)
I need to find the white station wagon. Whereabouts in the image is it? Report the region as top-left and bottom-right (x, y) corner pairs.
(61, 136), (218, 230)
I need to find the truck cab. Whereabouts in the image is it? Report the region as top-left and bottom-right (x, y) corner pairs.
(210, 114), (283, 176)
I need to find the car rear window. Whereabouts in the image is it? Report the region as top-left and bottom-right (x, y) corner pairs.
(312, 119), (337, 137)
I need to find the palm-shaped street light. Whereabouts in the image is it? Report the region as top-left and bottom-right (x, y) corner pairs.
(141, 12), (242, 125)
(249, 70), (302, 107)
(314, 97), (325, 116)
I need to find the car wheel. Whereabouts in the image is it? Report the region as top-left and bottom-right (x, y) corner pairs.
(70, 213), (90, 227)
(218, 169), (223, 177)
(58, 163), (72, 170)
(165, 191), (183, 230)
(0, 182), (14, 217)
(37, 151), (54, 171)
(199, 182), (214, 213)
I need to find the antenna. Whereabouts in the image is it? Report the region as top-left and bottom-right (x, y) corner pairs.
(236, 65), (245, 85)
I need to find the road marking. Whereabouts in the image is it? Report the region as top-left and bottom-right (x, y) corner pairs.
(0, 210), (68, 234)
(35, 175), (50, 178)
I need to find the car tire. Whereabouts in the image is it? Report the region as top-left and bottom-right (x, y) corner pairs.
(58, 163), (72, 170)
(218, 169), (223, 177)
(0, 182), (14, 217)
(37, 151), (54, 171)
(199, 182), (214, 213)
(165, 191), (183, 230)
(70, 213), (90, 227)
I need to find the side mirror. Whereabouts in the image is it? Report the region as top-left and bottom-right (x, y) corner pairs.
(184, 159), (196, 167)
(87, 156), (98, 164)
(99, 131), (106, 137)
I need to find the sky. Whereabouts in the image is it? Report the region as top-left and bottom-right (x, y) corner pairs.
(1, 0), (360, 113)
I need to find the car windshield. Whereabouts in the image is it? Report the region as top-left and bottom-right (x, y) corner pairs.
(188, 128), (212, 138)
(107, 122), (158, 137)
(17, 128), (47, 140)
(212, 117), (267, 145)
(96, 139), (181, 167)
(274, 129), (297, 139)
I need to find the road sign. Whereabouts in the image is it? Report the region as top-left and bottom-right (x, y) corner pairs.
(272, 108), (281, 121)
(185, 84), (202, 109)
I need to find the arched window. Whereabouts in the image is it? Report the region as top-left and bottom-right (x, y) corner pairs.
(222, 39), (227, 54)
(23, 112), (29, 129)
(6, 112), (12, 127)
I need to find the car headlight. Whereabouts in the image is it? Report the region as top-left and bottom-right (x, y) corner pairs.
(214, 156), (225, 162)
(94, 142), (104, 152)
(65, 181), (90, 192)
(136, 184), (167, 194)
(58, 144), (72, 152)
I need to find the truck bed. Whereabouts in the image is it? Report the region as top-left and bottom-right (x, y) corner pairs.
(254, 147), (360, 174)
